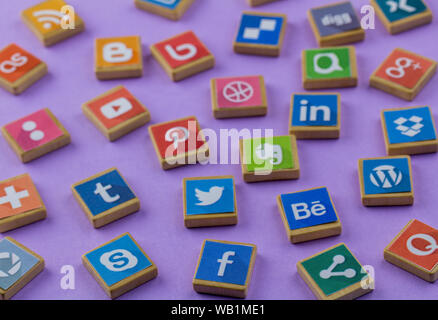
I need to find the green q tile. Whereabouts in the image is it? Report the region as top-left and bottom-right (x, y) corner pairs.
(305, 47), (351, 80)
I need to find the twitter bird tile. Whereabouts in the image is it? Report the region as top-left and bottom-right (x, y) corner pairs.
(182, 176), (237, 228)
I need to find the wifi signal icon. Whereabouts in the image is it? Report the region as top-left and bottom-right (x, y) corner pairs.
(32, 10), (68, 29)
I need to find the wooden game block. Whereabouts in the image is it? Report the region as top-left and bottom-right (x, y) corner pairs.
(308, 1), (365, 47)
(21, 0), (85, 47)
(148, 116), (209, 170)
(71, 168), (140, 228)
(0, 174), (46, 233)
(276, 187), (342, 243)
(150, 31), (214, 81)
(211, 75), (268, 119)
(81, 85), (151, 141)
(82, 233), (158, 299)
(183, 176), (237, 228)
(370, 0), (433, 34)
(0, 237), (44, 300)
(247, 0), (279, 6)
(233, 11), (287, 57)
(297, 243), (373, 300)
(289, 92), (341, 139)
(1, 108), (71, 163)
(0, 44), (47, 95)
(384, 219), (438, 282)
(95, 36), (143, 80)
(370, 48), (437, 101)
(381, 106), (438, 155)
(193, 239), (257, 298)
(302, 46), (358, 89)
(358, 155), (414, 206)
(240, 135), (300, 183)
(134, 0), (195, 20)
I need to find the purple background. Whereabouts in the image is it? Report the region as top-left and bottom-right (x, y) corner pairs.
(0, 0), (437, 300)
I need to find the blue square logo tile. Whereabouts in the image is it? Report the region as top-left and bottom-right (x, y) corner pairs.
(374, 0), (427, 22)
(74, 170), (136, 217)
(195, 241), (255, 286)
(280, 187), (338, 230)
(311, 2), (361, 37)
(236, 13), (285, 46)
(292, 94), (338, 127)
(139, 0), (181, 9)
(0, 239), (39, 291)
(362, 158), (412, 195)
(384, 107), (436, 144)
(185, 178), (235, 215)
(85, 234), (152, 287)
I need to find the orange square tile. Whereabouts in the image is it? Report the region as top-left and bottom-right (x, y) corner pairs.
(21, 0), (85, 47)
(95, 36), (143, 80)
(0, 44), (47, 95)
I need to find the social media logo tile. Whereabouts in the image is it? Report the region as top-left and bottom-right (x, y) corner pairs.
(139, 0), (181, 9)
(185, 178), (235, 215)
(215, 76), (263, 109)
(153, 31), (211, 69)
(0, 174), (43, 220)
(375, 0), (427, 22)
(0, 44), (42, 84)
(292, 94), (338, 127)
(96, 36), (141, 68)
(236, 14), (285, 45)
(362, 158), (412, 195)
(195, 241), (254, 285)
(4, 109), (64, 152)
(280, 187), (338, 231)
(301, 244), (365, 296)
(388, 219), (438, 271)
(74, 170), (136, 216)
(243, 136), (294, 172)
(22, 0), (75, 34)
(311, 2), (361, 37)
(375, 49), (434, 89)
(305, 47), (352, 79)
(85, 87), (146, 130)
(85, 234), (152, 287)
(150, 117), (205, 158)
(0, 238), (39, 291)
(384, 107), (436, 144)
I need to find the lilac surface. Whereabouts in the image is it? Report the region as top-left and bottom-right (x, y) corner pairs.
(0, 0), (437, 300)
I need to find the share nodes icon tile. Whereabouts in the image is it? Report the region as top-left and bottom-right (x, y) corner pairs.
(297, 243), (373, 300)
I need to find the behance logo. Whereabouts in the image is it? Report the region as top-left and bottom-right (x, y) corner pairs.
(370, 165), (403, 189)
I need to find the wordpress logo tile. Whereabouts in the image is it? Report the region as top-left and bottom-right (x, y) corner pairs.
(311, 2), (361, 37)
(84, 234), (152, 287)
(195, 240), (255, 285)
(383, 106), (436, 144)
(139, 0), (181, 9)
(291, 94), (338, 127)
(73, 169), (136, 216)
(236, 13), (285, 45)
(280, 187), (338, 230)
(185, 178), (235, 215)
(0, 238), (39, 291)
(362, 158), (412, 195)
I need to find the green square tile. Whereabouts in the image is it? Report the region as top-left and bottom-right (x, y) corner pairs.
(305, 47), (352, 80)
(300, 244), (365, 296)
(243, 136), (294, 172)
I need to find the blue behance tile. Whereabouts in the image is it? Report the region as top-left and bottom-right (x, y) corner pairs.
(280, 187), (338, 231)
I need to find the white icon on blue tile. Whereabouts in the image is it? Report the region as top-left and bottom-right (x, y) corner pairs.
(236, 14), (285, 45)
